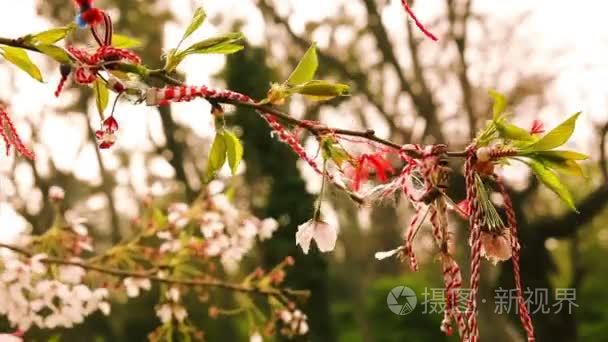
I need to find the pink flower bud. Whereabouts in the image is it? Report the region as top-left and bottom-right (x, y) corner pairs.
(102, 116), (118, 133)
(49, 185), (65, 202)
(480, 230), (512, 265)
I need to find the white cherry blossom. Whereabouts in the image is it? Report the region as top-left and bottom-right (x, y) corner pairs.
(250, 332), (263, 342)
(123, 277), (152, 298)
(295, 220), (337, 254)
(58, 264), (85, 284)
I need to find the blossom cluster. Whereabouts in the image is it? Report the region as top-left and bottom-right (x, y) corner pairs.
(160, 190), (279, 272)
(0, 252), (110, 331)
(277, 308), (309, 337)
(0, 181), (298, 340)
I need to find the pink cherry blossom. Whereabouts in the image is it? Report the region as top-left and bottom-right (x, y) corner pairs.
(480, 230), (513, 265)
(295, 219), (337, 254)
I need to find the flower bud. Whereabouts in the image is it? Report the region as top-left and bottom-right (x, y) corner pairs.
(49, 186), (65, 202)
(267, 83), (287, 105)
(476, 147), (491, 162)
(208, 306), (219, 318)
(107, 77), (125, 93)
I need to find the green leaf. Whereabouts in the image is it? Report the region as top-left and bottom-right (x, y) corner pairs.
(190, 43), (243, 55)
(182, 33), (245, 55)
(526, 150), (588, 178)
(286, 42), (318, 86)
(112, 34), (142, 49)
(525, 112), (581, 151)
(29, 25), (74, 44)
(523, 158), (577, 211)
(0, 46), (43, 82)
(180, 7), (206, 46)
(151, 208), (168, 228)
(266, 83), (289, 105)
(47, 334), (62, 342)
(163, 48), (182, 72)
(289, 80), (350, 101)
(36, 44), (71, 64)
(224, 130), (244, 175)
(495, 120), (534, 142)
(489, 89), (507, 120)
(93, 79), (109, 118)
(321, 139), (350, 167)
(538, 157), (585, 178)
(207, 131), (227, 179)
(534, 150), (589, 161)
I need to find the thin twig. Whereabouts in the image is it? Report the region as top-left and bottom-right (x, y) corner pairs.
(0, 242), (305, 300)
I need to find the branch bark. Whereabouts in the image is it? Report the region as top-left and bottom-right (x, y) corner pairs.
(0, 242), (306, 301)
(446, 0), (476, 140)
(534, 184), (608, 239)
(256, 0), (411, 139)
(361, 0), (444, 142)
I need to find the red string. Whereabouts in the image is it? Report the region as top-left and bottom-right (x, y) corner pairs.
(54, 76), (68, 97)
(401, 0), (438, 41)
(0, 105), (35, 160)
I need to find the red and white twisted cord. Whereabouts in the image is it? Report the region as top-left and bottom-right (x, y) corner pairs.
(464, 148), (481, 342)
(496, 176), (535, 341)
(146, 85), (326, 177)
(400, 0), (438, 41)
(67, 45), (142, 85)
(0, 105), (35, 160)
(430, 198), (468, 339)
(401, 144), (446, 271)
(261, 114), (326, 177)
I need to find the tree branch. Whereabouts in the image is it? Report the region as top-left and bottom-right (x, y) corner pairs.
(446, 0), (476, 140)
(535, 184), (608, 239)
(0, 37), (467, 165)
(255, 0), (410, 139)
(0, 242), (306, 300)
(361, 0), (444, 141)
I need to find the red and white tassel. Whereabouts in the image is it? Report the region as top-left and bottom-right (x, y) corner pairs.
(402, 207), (423, 271)
(400, 0), (438, 41)
(0, 105), (35, 160)
(145, 85), (253, 107)
(496, 176), (535, 341)
(464, 148), (481, 342)
(261, 114), (326, 177)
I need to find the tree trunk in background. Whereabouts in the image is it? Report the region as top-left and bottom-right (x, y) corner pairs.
(497, 197), (577, 342)
(224, 47), (336, 341)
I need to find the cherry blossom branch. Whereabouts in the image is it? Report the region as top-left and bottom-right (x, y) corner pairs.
(0, 242), (306, 301)
(0, 36), (467, 160)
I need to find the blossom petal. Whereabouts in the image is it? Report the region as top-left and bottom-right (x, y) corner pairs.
(480, 231), (512, 265)
(103, 116), (119, 133)
(295, 220), (315, 254)
(374, 247), (403, 260)
(312, 221), (337, 253)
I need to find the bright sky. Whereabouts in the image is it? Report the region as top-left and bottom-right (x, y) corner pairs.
(1, 0), (608, 238)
